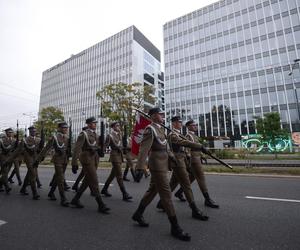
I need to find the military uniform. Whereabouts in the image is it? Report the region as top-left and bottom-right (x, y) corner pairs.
(71, 117), (109, 214)
(0, 129), (16, 193)
(123, 137), (136, 181)
(101, 123), (132, 201)
(174, 125), (219, 208)
(8, 154), (23, 185)
(37, 124), (70, 206)
(132, 108), (191, 242)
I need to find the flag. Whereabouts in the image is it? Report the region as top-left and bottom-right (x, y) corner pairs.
(131, 112), (151, 156)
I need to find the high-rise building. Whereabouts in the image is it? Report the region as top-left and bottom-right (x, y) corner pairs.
(164, 0), (300, 140)
(39, 26), (164, 135)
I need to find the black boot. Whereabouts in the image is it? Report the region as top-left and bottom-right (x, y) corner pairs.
(174, 188), (186, 202)
(8, 178), (14, 184)
(168, 216), (191, 241)
(156, 200), (165, 211)
(123, 168), (130, 181)
(95, 196), (110, 214)
(121, 186), (132, 201)
(20, 187), (29, 195)
(132, 203), (149, 227)
(130, 168), (137, 182)
(33, 192), (40, 200)
(64, 180), (70, 191)
(72, 184), (78, 192)
(48, 190), (57, 201)
(5, 184), (12, 194)
(70, 193), (84, 208)
(59, 191), (69, 207)
(203, 192), (219, 208)
(101, 184), (112, 197)
(190, 202), (209, 221)
(37, 178), (42, 188)
(0, 185), (4, 192)
(18, 180), (22, 186)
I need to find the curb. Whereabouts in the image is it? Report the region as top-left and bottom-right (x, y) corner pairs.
(205, 172), (300, 178)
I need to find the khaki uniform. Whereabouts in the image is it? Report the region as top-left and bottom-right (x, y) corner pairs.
(125, 138), (134, 171)
(71, 129), (101, 197)
(103, 130), (126, 191)
(8, 153), (23, 185)
(184, 131), (208, 193)
(38, 132), (69, 200)
(0, 136), (16, 191)
(168, 130), (204, 205)
(136, 123), (176, 217)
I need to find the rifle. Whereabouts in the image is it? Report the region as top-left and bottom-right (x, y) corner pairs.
(135, 109), (233, 170)
(98, 107), (105, 157)
(67, 118), (72, 158)
(14, 120), (19, 150)
(39, 121), (45, 149)
(122, 113), (128, 154)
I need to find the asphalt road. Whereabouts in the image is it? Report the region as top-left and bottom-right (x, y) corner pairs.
(0, 167), (299, 250)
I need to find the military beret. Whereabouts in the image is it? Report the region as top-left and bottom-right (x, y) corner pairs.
(57, 122), (68, 128)
(4, 128), (13, 133)
(110, 121), (119, 128)
(171, 116), (182, 123)
(85, 117), (98, 124)
(28, 126), (36, 130)
(185, 120), (195, 127)
(82, 126), (88, 131)
(148, 107), (163, 116)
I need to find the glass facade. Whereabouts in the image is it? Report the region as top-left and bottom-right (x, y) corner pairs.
(164, 0), (300, 139)
(39, 26), (164, 135)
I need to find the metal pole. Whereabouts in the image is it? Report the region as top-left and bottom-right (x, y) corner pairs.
(289, 59), (300, 128)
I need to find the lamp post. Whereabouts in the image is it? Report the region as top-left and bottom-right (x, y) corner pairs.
(22, 113), (36, 126)
(288, 59), (300, 129)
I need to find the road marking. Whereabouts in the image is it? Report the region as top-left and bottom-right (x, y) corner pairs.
(245, 196), (300, 203)
(0, 220), (7, 226)
(66, 180), (113, 186)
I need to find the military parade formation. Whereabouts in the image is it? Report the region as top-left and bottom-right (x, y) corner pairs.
(0, 107), (220, 242)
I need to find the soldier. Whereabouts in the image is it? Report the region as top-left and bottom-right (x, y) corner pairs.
(173, 120), (219, 208)
(123, 136), (136, 182)
(71, 117), (110, 214)
(101, 122), (132, 201)
(156, 116), (209, 221)
(132, 108), (191, 241)
(0, 128), (16, 193)
(8, 154), (23, 186)
(36, 122), (70, 206)
(7, 126), (43, 199)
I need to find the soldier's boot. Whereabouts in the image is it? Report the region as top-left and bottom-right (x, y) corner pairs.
(203, 192), (219, 208)
(17, 176), (22, 186)
(8, 178), (14, 184)
(20, 185), (29, 195)
(95, 196), (110, 214)
(0, 184), (4, 192)
(121, 186), (132, 201)
(8, 169), (15, 183)
(70, 192), (84, 208)
(59, 191), (69, 207)
(130, 168), (137, 182)
(174, 188), (186, 202)
(64, 180), (70, 191)
(123, 168), (130, 181)
(168, 216), (191, 241)
(32, 185), (40, 200)
(132, 203), (149, 227)
(156, 200), (165, 212)
(37, 178), (42, 188)
(4, 184), (12, 194)
(190, 202), (209, 221)
(71, 178), (80, 192)
(101, 183), (112, 197)
(48, 186), (57, 201)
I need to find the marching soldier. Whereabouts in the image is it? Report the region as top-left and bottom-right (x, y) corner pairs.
(8, 126), (43, 199)
(36, 122), (70, 206)
(101, 122), (132, 201)
(174, 120), (219, 208)
(123, 136), (136, 182)
(71, 117), (110, 214)
(132, 108), (191, 241)
(0, 128), (16, 193)
(156, 116), (209, 221)
(8, 153), (23, 186)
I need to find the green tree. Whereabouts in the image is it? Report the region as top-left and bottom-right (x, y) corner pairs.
(96, 82), (156, 132)
(256, 112), (289, 157)
(34, 106), (64, 138)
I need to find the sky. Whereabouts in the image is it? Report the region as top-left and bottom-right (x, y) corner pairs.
(0, 0), (218, 130)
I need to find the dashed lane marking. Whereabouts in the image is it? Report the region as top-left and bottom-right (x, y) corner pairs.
(245, 196), (300, 203)
(0, 220), (7, 227)
(66, 180), (113, 186)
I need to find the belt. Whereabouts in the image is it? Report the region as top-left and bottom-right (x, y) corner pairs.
(151, 149), (167, 152)
(191, 149), (202, 152)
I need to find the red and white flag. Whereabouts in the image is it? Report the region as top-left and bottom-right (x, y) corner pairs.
(131, 112), (151, 156)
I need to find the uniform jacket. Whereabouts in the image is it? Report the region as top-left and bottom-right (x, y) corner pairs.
(106, 130), (123, 163)
(0, 136), (17, 162)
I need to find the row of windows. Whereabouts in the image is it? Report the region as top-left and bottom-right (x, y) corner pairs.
(164, 7), (299, 50)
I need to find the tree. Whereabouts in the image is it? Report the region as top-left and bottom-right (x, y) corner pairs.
(34, 106), (64, 138)
(96, 82), (156, 132)
(256, 112), (289, 157)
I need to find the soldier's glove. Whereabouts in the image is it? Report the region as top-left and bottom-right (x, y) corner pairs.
(135, 169), (144, 182)
(33, 161), (39, 168)
(200, 146), (210, 155)
(72, 164), (79, 174)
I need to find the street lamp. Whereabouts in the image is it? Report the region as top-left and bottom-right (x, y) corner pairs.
(288, 59), (300, 129)
(22, 113), (36, 126)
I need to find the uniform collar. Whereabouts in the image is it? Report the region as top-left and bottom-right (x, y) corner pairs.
(152, 122), (161, 129)
(174, 128), (181, 133)
(87, 128), (95, 133)
(112, 130), (119, 135)
(188, 130), (195, 134)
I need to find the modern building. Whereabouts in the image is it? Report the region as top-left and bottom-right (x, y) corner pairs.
(39, 25), (164, 135)
(163, 0), (300, 141)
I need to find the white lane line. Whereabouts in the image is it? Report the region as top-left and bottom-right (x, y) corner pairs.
(0, 220), (7, 226)
(245, 196), (300, 203)
(66, 180), (113, 186)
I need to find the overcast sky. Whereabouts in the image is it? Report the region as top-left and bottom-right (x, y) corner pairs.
(0, 0), (217, 130)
